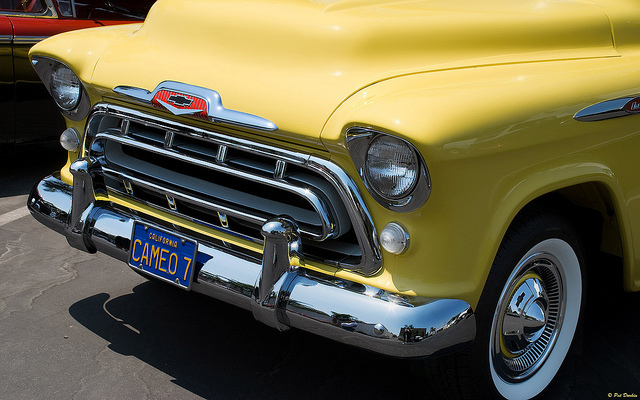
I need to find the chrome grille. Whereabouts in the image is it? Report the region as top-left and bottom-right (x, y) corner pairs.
(84, 103), (382, 272)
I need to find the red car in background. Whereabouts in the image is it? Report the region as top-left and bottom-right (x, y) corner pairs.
(0, 0), (155, 151)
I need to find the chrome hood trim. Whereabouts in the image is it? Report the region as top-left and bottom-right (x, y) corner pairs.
(114, 81), (278, 131)
(574, 95), (640, 122)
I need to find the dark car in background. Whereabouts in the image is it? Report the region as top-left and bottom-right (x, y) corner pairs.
(0, 0), (154, 151)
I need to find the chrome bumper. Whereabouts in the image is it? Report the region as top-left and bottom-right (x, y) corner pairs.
(28, 166), (476, 358)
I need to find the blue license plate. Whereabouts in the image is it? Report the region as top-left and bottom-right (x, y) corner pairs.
(129, 224), (197, 289)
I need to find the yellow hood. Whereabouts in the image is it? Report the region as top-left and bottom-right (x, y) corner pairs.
(69, 0), (618, 143)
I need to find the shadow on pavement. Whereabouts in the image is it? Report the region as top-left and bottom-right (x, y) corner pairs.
(68, 281), (426, 400)
(68, 259), (640, 400)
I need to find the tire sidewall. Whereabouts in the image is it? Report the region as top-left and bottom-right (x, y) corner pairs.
(475, 214), (586, 400)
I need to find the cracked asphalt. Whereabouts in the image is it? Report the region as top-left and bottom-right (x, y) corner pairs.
(1, 148), (639, 400)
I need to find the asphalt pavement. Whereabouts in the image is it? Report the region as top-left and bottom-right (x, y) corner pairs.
(0, 148), (639, 400)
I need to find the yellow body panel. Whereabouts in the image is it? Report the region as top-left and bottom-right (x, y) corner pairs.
(327, 57), (640, 303)
(30, 0), (640, 308)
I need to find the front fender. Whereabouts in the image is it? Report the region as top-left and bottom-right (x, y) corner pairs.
(321, 56), (640, 306)
(29, 24), (143, 85)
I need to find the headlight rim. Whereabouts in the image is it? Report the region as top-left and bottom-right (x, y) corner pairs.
(30, 56), (91, 121)
(346, 126), (431, 212)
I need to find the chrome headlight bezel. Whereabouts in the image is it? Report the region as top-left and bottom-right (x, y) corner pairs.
(31, 56), (90, 121)
(347, 127), (431, 212)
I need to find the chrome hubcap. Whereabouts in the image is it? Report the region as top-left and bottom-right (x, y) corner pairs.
(502, 276), (548, 353)
(492, 253), (565, 382)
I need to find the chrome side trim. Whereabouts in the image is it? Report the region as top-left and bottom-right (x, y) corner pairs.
(0, 35), (11, 44)
(574, 96), (640, 122)
(28, 173), (476, 358)
(13, 35), (48, 45)
(114, 81), (278, 131)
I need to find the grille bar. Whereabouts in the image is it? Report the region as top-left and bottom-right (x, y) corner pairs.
(102, 166), (266, 228)
(98, 132), (338, 240)
(89, 103), (308, 164)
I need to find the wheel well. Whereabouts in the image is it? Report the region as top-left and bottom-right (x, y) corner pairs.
(513, 183), (619, 256)
(545, 183), (621, 258)
(513, 182), (624, 288)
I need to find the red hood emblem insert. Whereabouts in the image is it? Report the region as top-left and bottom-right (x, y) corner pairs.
(152, 90), (208, 118)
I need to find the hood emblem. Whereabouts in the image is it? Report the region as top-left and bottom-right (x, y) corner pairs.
(113, 81), (277, 131)
(154, 90), (206, 118)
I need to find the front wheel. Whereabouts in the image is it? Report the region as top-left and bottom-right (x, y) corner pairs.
(429, 209), (586, 399)
(489, 237), (583, 399)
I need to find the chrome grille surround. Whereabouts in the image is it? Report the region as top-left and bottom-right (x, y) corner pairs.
(83, 103), (382, 274)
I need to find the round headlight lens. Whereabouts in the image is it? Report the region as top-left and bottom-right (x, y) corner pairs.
(365, 135), (420, 200)
(50, 64), (81, 111)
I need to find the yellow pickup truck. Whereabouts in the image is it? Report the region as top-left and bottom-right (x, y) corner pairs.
(26, 0), (640, 398)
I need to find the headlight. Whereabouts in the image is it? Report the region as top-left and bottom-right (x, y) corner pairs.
(365, 135), (419, 199)
(50, 64), (81, 110)
(31, 56), (90, 121)
(346, 127), (431, 212)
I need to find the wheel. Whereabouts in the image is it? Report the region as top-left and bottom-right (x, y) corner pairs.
(428, 207), (586, 400)
(489, 236), (583, 399)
